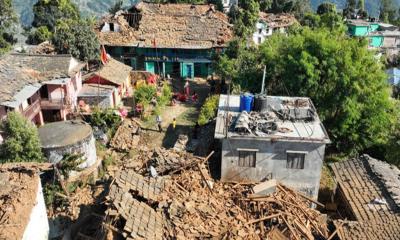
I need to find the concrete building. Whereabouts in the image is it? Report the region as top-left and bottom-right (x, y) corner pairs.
(347, 19), (400, 49)
(252, 13), (297, 45)
(38, 120), (97, 169)
(0, 164), (49, 240)
(215, 95), (330, 199)
(0, 54), (85, 124)
(96, 2), (233, 79)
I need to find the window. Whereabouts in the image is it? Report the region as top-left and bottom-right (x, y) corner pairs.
(286, 151), (306, 169)
(238, 149), (257, 167)
(258, 28), (262, 34)
(258, 37), (262, 44)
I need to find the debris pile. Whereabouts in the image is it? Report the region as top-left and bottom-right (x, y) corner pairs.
(103, 149), (330, 239)
(173, 134), (189, 152)
(110, 119), (140, 151)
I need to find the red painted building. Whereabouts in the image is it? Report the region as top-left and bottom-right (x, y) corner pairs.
(0, 54), (85, 125)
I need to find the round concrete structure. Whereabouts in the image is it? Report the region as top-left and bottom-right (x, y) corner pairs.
(38, 120), (97, 168)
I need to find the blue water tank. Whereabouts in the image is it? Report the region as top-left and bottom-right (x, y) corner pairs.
(240, 93), (254, 112)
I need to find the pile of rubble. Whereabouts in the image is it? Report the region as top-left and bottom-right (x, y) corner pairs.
(102, 148), (331, 240)
(110, 119), (140, 151)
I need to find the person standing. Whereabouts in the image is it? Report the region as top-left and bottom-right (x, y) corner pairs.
(184, 80), (190, 96)
(156, 115), (162, 132)
(172, 118), (177, 130)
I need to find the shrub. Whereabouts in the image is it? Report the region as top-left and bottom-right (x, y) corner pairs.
(0, 111), (44, 163)
(198, 95), (219, 126)
(157, 83), (172, 107)
(135, 85), (157, 105)
(26, 26), (52, 45)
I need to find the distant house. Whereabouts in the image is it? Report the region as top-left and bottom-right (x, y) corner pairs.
(222, 0), (237, 12)
(331, 155), (400, 239)
(252, 13), (297, 45)
(82, 58), (132, 108)
(0, 164), (49, 240)
(214, 95), (330, 199)
(0, 54), (84, 125)
(387, 67), (400, 86)
(96, 2), (233, 79)
(347, 19), (400, 49)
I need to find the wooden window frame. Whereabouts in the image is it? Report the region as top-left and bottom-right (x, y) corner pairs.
(238, 149), (258, 168)
(286, 151), (307, 169)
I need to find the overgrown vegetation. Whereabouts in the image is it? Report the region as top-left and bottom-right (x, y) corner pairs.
(135, 85), (157, 106)
(57, 153), (85, 178)
(198, 95), (219, 125)
(88, 108), (122, 138)
(0, 111), (44, 163)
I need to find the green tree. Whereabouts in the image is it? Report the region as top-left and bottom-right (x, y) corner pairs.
(32, 0), (79, 32)
(52, 19), (100, 61)
(230, 0), (260, 37)
(380, 0), (397, 23)
(0, 112), (44, 163)
(343, 0), (357, 19)
(317, 2), (336, 15)
(0, 0), (17, 54)
(26, 26), (53, 44)
(258, 28), (396, 154)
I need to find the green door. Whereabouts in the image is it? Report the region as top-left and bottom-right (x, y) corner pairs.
(180, 62), (194, 79)
(145, 62), (155, 73)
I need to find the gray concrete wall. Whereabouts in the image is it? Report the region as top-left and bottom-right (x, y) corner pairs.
(221, 138), (326, 199)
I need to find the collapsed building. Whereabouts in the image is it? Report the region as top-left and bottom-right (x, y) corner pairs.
(96, 1), (233, 78)
(331, 154), (400, 239)
(102, 147), (330, 240)
(214, 95), (330, 200)
(0, 164), (50, 240)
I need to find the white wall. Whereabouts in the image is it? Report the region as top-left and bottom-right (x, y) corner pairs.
(252, 21), (288, 45)
(22, 180), (49, 240)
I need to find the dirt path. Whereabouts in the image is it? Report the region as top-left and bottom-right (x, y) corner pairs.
(142, 78), (210, 148)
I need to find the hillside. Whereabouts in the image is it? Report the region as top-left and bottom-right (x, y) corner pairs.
(311, 0), (400, 17)
(12, 0), (137, 26)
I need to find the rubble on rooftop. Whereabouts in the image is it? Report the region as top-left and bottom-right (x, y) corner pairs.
(96, 2), (233, 48)
(215, 95), (330, 142)
(259, 12), (298, 28)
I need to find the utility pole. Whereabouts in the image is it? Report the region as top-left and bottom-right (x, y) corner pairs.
(261, 65), (266, 94)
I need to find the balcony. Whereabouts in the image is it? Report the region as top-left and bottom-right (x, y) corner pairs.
(23, 99), (41, 120)
(40, 98), (69, 110)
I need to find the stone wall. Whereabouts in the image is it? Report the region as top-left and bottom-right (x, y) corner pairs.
(43, 134), (97, 169)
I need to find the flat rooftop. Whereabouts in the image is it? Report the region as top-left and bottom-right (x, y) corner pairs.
(215, 95), (330, 143)
(39, 120), (93, 149)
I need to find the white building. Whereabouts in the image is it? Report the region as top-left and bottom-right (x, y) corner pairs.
(222, 0), (237, 12)
(252, 13), (297, 45)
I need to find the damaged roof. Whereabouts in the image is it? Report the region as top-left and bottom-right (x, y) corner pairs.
(85, 58), (132, 86)
(0, 165), (41, 240)
(0, 54), (83, 104)
(259, 12), (297, 28)
(331, 155), (400, 240)
(96, 2), (233, 49)
(215, 95), (330, 143)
